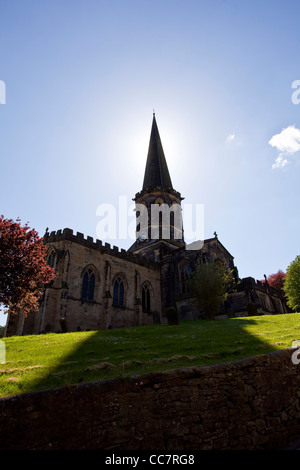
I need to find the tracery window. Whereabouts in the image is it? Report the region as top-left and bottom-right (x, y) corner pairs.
(47, 250), (56, 269)
(180, 261), (192, 295)
(142, 284), (151, 312)
(81, 268), (95, 301)
(113, 276), (124, 307)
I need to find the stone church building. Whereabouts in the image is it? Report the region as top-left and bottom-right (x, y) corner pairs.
(5, 115), (290, 336)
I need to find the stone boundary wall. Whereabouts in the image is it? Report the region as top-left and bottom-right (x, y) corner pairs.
(1, 348), (300, 450)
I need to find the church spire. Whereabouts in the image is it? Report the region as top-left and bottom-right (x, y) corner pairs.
(142, 114), (173, 190)
(129, 114), (185, 258)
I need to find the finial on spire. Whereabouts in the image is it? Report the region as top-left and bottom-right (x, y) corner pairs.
(153, 109), (155, 116)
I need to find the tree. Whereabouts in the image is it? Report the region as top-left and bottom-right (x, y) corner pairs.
(0, 215), (54, 317)
(189, 260), (235, 320)
(284, 255), (300, 311)
(261, 270), (286, 295)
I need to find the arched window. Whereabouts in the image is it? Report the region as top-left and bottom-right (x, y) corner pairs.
(81, 268), (95, 301)
(180, 261), (192, 294)
(113, 276), (124, 307)
(142, 284), (151, 313)
(47, 250), (56, 269)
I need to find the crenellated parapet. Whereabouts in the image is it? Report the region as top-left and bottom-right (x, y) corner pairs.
(43, 228), (159, 270)
(237, 276), (285, 299)
(134, 186), (183, 202)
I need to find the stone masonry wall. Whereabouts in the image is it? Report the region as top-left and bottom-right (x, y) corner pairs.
(1, 348), (300, 450)
(5, 228), (162, 336)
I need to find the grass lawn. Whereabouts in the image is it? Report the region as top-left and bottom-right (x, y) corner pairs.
(1, 313), (300, 398)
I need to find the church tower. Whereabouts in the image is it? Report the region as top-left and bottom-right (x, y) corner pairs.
(128, 114), (185, 261)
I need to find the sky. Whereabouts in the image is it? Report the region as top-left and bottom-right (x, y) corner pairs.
(0, 0), (300, 325)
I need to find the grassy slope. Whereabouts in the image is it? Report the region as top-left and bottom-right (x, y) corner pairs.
(1, 313), (300, 398)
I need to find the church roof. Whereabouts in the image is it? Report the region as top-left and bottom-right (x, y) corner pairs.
(142, 114), (173, 190)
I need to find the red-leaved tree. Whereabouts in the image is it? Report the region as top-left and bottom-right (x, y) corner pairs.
(0, 215), (54, 317)
(262, 270), (286, 295)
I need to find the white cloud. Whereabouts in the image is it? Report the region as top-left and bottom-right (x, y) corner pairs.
(272, 155), (289, 169)
(269, 125), (300, 169)
(226, 133), (235, 142)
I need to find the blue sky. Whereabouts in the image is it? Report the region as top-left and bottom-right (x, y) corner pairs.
(1, 0), (300, 325)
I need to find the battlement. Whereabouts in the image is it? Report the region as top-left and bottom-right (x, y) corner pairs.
(134, 186), (183, 201)
(43, 228), (159, 270)
(238, 276), (284, 298)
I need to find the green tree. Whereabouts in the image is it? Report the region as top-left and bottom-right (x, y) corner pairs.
(189, 261), (235, 320)
(284, 255), (300, 311)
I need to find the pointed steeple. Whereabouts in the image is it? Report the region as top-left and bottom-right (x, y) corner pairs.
(129, 114), (185, 258)
(142, 114), (173, 190)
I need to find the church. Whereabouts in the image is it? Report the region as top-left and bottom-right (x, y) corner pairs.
(5, 115), (290, 336)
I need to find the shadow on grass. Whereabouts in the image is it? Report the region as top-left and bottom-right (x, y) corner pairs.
(3, 315), (297, 397)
